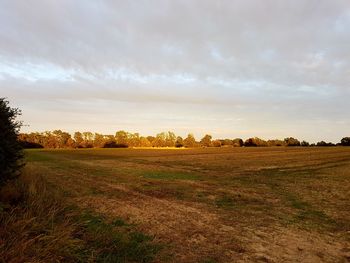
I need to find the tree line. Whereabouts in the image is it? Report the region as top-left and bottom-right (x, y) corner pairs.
(18, 130), (350, 149)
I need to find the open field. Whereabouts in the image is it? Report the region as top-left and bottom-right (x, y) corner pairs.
(3, 147), (350, 262)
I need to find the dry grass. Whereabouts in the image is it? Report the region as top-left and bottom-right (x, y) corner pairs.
(0, 166), (82, 263)
(2, 147), (350, 262)
(0, 165), (161, 263)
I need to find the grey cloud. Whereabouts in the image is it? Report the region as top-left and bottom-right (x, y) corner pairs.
(0, 0), (349, 142)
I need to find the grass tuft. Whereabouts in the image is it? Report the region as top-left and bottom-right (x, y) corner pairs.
(0, 166), (162, 263)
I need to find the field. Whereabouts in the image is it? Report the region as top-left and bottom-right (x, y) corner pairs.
(2, 147), (350, 262)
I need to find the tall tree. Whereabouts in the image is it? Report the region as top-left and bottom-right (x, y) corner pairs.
(175, 136), (184, 147)
(115, 130), (129, 146)
(152, 132), (167, 147)
(0, 98), (23, 187)
(183, 134), (197, 148)
(140, 137), (151, 147)
(94, 133), (105, 148)
(232, 138), (243, 147)
(165, 131), (176, 147)
(74, 132), (84, 148)
(284, 137), (301, 146)
(52, 130), (71, 148)
(128, 133), (141, 147)
(200, 134), (212, 147)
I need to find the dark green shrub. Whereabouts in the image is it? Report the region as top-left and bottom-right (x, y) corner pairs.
(0, 98), (23, 187)
(340, 137), (350, 146)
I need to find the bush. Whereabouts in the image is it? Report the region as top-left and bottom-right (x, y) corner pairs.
(244, 138), (257, 147)
(19, 141), (44, 149)
(284, 137), (301, 146)
(267, 139), (285, 147)
(301, 140), (310, 147)
(211, 140), (222, 147)
(244, 137), (267, 147)
(232, 138), (243, 147)
(340, 137), (350, 146)
(316, 141), (335, 147)
(103, 142), (128, 148)
(0, 98), (23, 187)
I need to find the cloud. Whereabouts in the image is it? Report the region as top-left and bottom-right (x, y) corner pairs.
(0, 0), (349, 142)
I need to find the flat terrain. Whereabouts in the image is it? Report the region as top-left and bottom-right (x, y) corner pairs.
(24, 147), (350, 262)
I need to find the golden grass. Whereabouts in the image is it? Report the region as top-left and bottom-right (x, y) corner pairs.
(0, 165), (161, 263)
(0, 166), (82, 263)
(2, 147), (350, 262)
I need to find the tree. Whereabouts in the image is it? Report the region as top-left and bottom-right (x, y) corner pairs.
(93, 133), (105, 148)
(128, 133), (141, 147)
(165, 131), (176, 147)
(82, 132), (93, 147)
(267, 139), (285, 147)
(221, 139), (233, 147)
(284, 137), (301, 147)
(183, 134), (197, 148)
(232, 138), (243, 147)
(74, 132), (84, 147)
(175, 136), (184, 148)
(316, 141), (335, 147)
(0, 98), (23, 187)
(18, 133), (43, 148)
(66, 137), (76, 148)
(152, 132), (165, 147)
(52, 130), (71, 148)
(146, 136), (155, 145)
(200, 134), (212, 147)
(244, 137), (267, 147)
(43, 131), (58, 148)
(115, 130), (129, 147)
(340, 137), (350, 146)
(140, 137), (152, 147)
(301, 140), (310, 147)
(103, 135), (117, 148)
(212, 139), (222, 147)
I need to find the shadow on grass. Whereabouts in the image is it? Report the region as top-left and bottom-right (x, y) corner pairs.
(0, 167), (163, 263)
(231, 167), (345, 232)
(76, 211), (161, 263)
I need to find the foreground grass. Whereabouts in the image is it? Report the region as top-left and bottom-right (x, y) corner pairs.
(2, 147), (350, 262)
(0, 166), (161, 263)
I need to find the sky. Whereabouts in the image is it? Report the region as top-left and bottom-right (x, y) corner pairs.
(1, 0), (349, 143)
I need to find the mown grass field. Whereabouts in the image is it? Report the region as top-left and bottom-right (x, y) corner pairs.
(2, 147), (350, 262)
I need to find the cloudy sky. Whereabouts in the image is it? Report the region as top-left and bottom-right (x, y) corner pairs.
(1, 0), (349, 142)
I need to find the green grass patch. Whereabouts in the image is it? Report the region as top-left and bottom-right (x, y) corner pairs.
(25, 150), (56, 162)
(283, 193), (339, 231)
(231, 167), (342, 231)
(142, 171), (200, 181)
(76, 211), (162, 262)
(112, 217), (129, 227)
(215, 195), (235, 209)
(200, 258), (218, 263)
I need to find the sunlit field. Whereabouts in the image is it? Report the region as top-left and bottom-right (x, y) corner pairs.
(2, 147), (348, 262)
